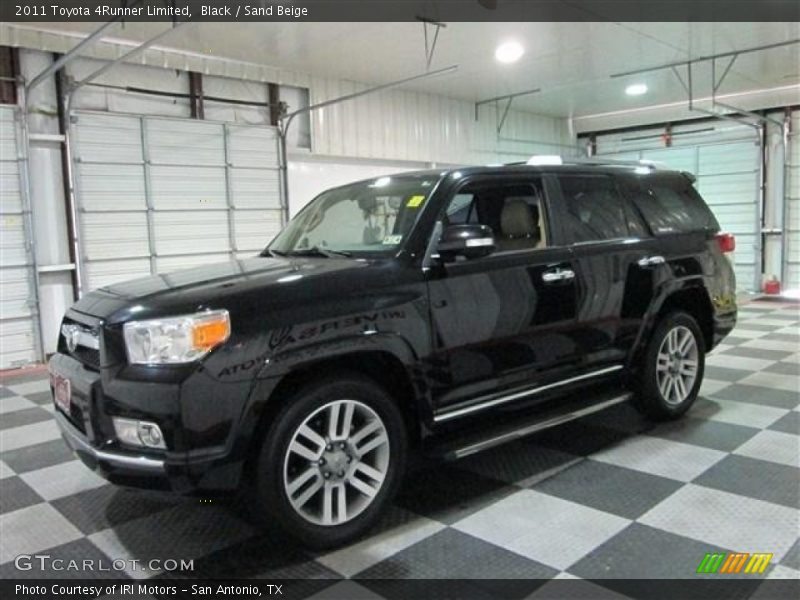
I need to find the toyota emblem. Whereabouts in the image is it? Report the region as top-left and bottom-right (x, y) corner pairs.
(63, 325), (80, 353)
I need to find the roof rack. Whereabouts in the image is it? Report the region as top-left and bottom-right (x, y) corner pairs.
(522, 154), (667, 170)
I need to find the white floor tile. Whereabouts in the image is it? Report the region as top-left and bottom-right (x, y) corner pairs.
(0, 460), (14, 479)
(692, 398), (788, 429)
(733, 430), (800, 468)
(0, 396), (37, 414)
(0, 504), (82, 564)
(21, 460), (108, 501)
(727, 329), (769, 339)
(639, 484), (798, 562)
(5, 380), (50, 396)
(590, 435), (726, 482)
(0, 419), (61, 452)
(781, 354), (800, 365)
(317, 512), (445, 577)
(453, 489), (630, 570)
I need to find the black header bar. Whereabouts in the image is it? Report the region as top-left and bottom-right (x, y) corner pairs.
(2, 1), (799, 23)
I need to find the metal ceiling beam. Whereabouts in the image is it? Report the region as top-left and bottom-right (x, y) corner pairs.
(610, 38), (800, 79)
(25, 1), (142, 95)
(70, 21), (192, 92)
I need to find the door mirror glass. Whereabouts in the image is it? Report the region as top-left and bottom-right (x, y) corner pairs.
(438, 224), (496, 260)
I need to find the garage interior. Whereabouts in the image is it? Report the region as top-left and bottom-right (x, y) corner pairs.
(0, 17), (798, 593)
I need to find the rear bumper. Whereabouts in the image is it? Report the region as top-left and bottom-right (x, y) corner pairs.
(711, 308), (737, 350)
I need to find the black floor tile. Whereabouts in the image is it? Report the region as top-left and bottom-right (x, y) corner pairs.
(767, 411), (800, 435)
(781, 539), (800, 571)
(719, 346), (793, 361)
(568, 523), (760, 599)
(0, 387), (16, 399)
(693, 455), (800, 510)
(711, 384), (800, 410)
(51, 485), (187, 535)
(648, 417), (759, 452)
(1, 438), (73, 473)
(0, 476), (45, 514)
(534, 421), (631, 457)
(396, 464), (517, 525)
(356, 527), (558, 581)
(0, 538), (123, 579)
(26, 390), (55, 406)
(0, 406), (53, 431)
(454, 439), (580, 485)
(703, 366), (751, 383)
(764, 361), (800, 376)
(533, 459), (681, 520)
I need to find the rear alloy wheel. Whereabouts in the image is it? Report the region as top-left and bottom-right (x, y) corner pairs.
(635, 311), (705, 420)
(253, 374), (406, 548)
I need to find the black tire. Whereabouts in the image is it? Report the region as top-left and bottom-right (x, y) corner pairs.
(634, 311), (706, 421)
(251, 373), (407, 549)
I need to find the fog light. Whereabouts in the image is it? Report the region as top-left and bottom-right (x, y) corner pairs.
(112, 417), (166, 449)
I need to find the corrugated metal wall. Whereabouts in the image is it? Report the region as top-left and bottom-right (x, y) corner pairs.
(71, 111), (282, 291)
(786, 110), (800, 290)
(594, 122), (762, 292)
(0, 105), (39, 368)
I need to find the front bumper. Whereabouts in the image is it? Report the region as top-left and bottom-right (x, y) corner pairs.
(49, 351), (247, 493)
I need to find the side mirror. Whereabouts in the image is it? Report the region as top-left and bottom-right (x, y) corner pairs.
(437, 224), (496, 261)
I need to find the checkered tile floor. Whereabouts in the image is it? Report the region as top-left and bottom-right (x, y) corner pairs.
(1, 301), (798, 598)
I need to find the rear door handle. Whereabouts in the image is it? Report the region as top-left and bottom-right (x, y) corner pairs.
(542, 268), (575, 283)
(637, 255), (665, 267)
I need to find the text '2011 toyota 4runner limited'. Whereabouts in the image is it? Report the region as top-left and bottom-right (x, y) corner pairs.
(50, 159), (736, 547)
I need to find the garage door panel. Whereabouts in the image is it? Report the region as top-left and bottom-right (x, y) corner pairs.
(0, 160), (22, 213)
(227, 126), (279, 168)
(153, 211), (230, 256)
(0, 266), (35, 318)
(77, 163), (146, 211)
(85, 258), (151, 290)
(81, 212), (150, 260)
(1, 215), (30, 266)
(641, 148), (696, 172)
(697, 173), (759, 206)
(74, 113), (143, 163)
(146, 119), (224, 166)
(0, 318), (36, 367)
(729, 234), (758, 263)
(234, 209), (282, 251)
(699, 142), (759, 175)
(150, 165), (227, 210)
(230, 168), (281, 209)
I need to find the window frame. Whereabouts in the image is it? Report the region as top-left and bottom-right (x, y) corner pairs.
(549, 172), (638, 247)
(434, 173), (558, 257)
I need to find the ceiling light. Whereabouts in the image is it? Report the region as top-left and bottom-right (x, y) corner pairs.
(495, 41), (524, 64)
(625, 83), (648, 96)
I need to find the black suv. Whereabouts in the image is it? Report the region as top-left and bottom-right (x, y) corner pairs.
(50, 160), (737, 547)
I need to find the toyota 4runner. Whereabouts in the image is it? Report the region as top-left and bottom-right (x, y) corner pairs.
(50, 158), (737, 547)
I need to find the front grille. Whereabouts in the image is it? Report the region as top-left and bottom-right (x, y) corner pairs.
(60, 319), (102, 371)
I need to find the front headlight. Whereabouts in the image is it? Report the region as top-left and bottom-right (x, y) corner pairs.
(123, 309), (231, 365)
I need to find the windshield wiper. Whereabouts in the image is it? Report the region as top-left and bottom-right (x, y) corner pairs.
(263, 248), (287, 257)
(288, 246), (353, 258)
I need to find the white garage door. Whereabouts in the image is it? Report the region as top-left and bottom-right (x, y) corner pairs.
(786, 110), (800, 291)
(595, 122), (761, 292)
(0, 105), (40, 368)
(71, 111), (283, 291)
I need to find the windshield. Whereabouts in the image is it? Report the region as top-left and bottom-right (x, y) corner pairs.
(268, 175), (438, 257)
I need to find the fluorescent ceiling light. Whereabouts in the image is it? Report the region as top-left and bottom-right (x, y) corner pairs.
(495, 41), (524, 64)
(625, 83), (648, 96)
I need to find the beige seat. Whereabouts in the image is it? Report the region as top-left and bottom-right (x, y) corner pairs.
(497, 200), (543, 252)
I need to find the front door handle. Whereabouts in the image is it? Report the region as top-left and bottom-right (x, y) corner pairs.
(637, 255), (666, 268)
(542, 268), (575, 283)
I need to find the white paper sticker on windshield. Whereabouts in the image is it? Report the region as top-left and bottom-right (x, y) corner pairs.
(382, 234), (403, 245)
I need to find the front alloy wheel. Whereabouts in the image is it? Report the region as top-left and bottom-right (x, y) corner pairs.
(283, 399), (390, 526)
(252, 373), (406, 548)
(655, 325), (699, 405)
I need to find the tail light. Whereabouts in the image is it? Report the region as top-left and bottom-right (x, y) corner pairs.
(716, 233), (735, 253)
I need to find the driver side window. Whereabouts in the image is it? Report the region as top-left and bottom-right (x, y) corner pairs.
(442, 180), (549, 253)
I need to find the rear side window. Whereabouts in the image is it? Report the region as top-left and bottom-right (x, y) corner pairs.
(631, 176), (720, 235)
(557, 175), (630, 243)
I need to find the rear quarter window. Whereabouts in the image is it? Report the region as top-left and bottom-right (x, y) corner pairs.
(631, 175), (720, 235)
